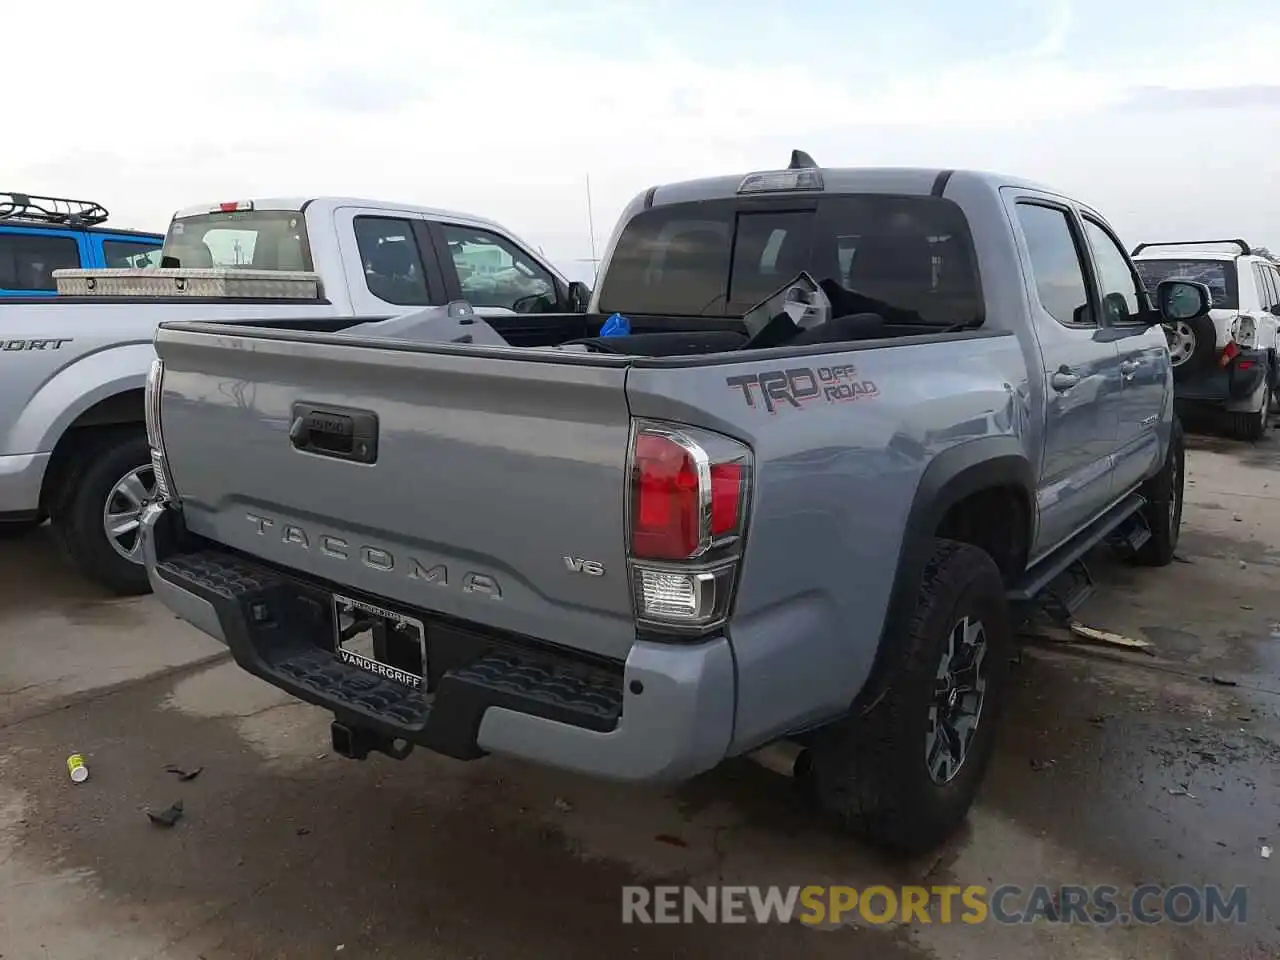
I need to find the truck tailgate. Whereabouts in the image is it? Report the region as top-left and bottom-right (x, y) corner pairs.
(154, 325), (637, 661)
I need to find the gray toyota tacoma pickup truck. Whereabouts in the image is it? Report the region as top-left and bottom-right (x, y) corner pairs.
(139, 155), (1210, 853)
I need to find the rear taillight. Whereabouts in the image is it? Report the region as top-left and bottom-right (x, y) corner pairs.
(627, 421), (751, 635)
(145, 358), (175, 502)
(1220, 341), (1242, 368)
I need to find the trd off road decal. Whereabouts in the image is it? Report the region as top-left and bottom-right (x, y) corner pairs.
(726, 365), (879, 413)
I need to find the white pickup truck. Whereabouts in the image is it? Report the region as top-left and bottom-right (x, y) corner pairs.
(0, 197), (588, 594)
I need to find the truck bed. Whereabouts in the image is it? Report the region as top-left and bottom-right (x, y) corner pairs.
(150, 315), (1018, 678)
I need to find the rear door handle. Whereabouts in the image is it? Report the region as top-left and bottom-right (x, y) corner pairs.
(1050, 370), (1080, 391)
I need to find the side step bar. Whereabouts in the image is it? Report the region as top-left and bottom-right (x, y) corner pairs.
(1008, 492), (1147, 605)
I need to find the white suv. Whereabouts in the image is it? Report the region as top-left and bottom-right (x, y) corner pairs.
(1132, 239), (1280, 441)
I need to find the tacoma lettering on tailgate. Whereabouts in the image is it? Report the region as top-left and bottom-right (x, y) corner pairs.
(245, 513), (503, 598)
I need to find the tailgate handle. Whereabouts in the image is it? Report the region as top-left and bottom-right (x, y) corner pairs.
(289, 402), (378, 464)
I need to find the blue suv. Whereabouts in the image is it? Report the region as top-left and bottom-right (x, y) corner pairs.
(0, 192), (164, 298)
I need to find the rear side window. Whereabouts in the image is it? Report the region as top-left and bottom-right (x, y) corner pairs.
(596, 194), (982, 326)
(1133, 258), (1237, 310)
(0, 233), (80, 291)
(1252, 262), (1279, 310)
(353, 216), (433, 305)
(103, 239), (162, 269)
(1014, 203), (1093, 327)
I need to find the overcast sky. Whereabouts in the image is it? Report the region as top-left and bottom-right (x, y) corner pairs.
(6, 0), (1278, 283)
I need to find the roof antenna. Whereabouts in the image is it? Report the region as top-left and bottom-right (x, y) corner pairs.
(788, 149), (818, 169)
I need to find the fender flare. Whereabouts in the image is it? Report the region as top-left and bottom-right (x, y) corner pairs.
(10, 343), (153, 456)
(857, 437), (1035, 714)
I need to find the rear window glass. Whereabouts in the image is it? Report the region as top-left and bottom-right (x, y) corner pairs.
(162, 210), (313, 271)
(1134, 258), (1237, 310)
(596, 194), (983, 327)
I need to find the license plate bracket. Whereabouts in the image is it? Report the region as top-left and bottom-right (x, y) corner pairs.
(331, 593), (426, 689)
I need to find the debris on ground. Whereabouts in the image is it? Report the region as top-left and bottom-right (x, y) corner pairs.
(146, 800), (184, 828)
(1029, 759), (1056, 772)
(1087, 714), (1109, 725)
(654, 834), (689, 848)
(66, 753), (88, 783)
(1068, 622), (1155, 652)
(553, 797), (573, 813)
(1201, 674), (1239, 687)
(1167, 787), (1197, 800)
(1020, 621), (1156, 656)
(1262, 846), (1273, 860)
(296, 827), (311, 836)
(164, 764), (203, 782)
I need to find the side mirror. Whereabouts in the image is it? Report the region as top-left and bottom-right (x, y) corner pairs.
(566, 280), (591, 313)
(1154, 279), (1212, 324)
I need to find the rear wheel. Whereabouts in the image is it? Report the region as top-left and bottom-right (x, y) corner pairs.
(1230, 371), (1270, 442)
(804, 540), (1013, 855)
(50, 430), (155, 595)
(1132, 416), (1184, 566)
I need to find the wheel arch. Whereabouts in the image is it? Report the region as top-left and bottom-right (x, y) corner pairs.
(40, 388), (146, 515)
(855, 438), (1034, 715)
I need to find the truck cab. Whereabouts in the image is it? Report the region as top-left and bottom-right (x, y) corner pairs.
(0, 192), (163, 298)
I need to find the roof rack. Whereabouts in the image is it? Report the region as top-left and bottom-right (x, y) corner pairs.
(1131, 238), (1251, 258)
(0, 191), (110, 227)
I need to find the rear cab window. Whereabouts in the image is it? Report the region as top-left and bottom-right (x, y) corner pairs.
(162, 209), (313, 271)
(1134, 259), (1238, 311)
(595, 194), (983, 328)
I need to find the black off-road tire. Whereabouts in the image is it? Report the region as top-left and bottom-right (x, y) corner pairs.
(1231, 376), (1270, 442)
(50, 429), (154, 596)
(803, 539), (1013, 856)
(1131, 416), (1185, 567)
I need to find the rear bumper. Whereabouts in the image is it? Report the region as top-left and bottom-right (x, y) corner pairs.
(141, 503), (736, 783)
(0, 452), (49, 516)
(1174, 348), (1269, 410)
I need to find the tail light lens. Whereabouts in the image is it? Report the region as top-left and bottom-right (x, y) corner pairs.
(628, 421), (751, 636)
(1231, 315), (1256, 349)
(144, 358), (175, 502)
